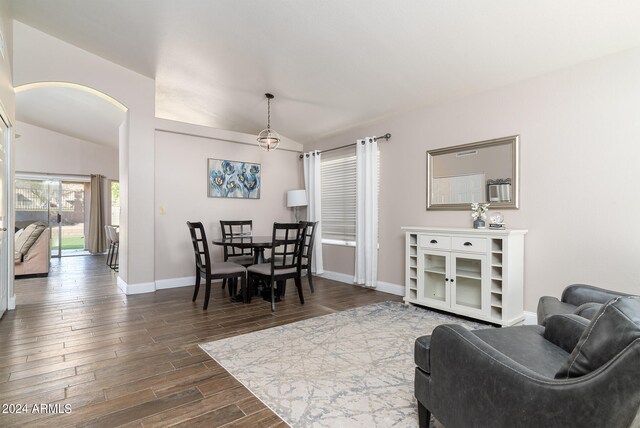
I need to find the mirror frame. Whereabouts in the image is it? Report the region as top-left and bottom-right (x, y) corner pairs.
(426, 135), (520, 210)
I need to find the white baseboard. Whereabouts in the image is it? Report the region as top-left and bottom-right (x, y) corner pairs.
(155, 276), (196, 290)
(523, 311), (538, 325)
(318, 270), (354, 284)
(117, 277), (156, 295)
(318, 271), (404, 297)
(117, 275), (224, 294)
(8, 295), (16, 310)
(375, 280), (405, 296)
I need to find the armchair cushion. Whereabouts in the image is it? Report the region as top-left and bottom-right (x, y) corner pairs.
(472, 325), (567, 378)
(556, 296), (640, 379)
(543, 314), (590, 353)
(573, 302), (603, 320)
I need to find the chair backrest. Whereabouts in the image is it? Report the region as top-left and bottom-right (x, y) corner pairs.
(220, 220), (253, 259)
(186, 221), (210, 273)
(299, 221), (318, 268)
(104, 225), (112, 244)
(107, 226), (119, 243)
(270, 222), (305, 274)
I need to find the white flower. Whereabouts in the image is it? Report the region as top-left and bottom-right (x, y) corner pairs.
(470, 203), (490, 221)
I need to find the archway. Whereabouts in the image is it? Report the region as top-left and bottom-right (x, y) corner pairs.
(11, 81), (129, 305)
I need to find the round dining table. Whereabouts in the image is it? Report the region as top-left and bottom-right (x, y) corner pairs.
(211, 235), (273, 265)
(212, 235), (275, 303)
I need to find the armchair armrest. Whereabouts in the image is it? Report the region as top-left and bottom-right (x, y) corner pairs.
(562, 283), (630, 306)
(537, 296), (577, 326)
(543, 314), (590, 353)
(425, 324), (640, 428)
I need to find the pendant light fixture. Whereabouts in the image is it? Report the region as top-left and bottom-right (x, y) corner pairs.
(257, 93), (280, 151)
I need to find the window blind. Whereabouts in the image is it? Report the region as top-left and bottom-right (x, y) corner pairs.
(321, 147), (357, 243)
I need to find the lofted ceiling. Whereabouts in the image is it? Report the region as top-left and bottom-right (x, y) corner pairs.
(15, 83), (126, 148)
(10, 0), (640, 145)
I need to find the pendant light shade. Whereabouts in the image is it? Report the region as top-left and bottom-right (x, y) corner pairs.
(257, 93), (280, 151)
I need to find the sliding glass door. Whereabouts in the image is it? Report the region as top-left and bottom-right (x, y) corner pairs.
(15, 177), (89, 257)
(58, 182), (88, 256)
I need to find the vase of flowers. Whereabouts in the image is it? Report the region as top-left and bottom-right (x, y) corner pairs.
(471, 203), (490, 229)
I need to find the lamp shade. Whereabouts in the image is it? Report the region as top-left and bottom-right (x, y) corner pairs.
(287, 190), (308, 207)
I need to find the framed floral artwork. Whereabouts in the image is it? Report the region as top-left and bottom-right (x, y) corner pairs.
(207, 159), (261, 199)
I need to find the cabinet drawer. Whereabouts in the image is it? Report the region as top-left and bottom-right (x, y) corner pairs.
(419, 235), (451, 250)
(452, 236), (487, 253)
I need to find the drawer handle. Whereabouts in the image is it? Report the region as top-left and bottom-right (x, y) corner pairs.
(430, 239), (438, 244)
(464, 242), (473, 246)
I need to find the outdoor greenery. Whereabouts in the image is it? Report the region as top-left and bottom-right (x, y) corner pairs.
(59, 236), (85, 250)
(111, 181), (120, 201)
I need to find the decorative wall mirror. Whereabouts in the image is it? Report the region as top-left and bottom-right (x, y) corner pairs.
(427, 135), (520, 210)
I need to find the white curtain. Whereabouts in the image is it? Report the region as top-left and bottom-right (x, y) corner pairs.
(354, 137), (378, 287)
(303, 150), (324, 275)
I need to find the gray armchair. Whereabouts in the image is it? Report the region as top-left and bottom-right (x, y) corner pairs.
(537, 283), (632, 326)
(414, 296), (640, 428)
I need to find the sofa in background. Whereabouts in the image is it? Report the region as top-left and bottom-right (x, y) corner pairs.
(414, 296), (640, 428)
(537, 283), (632, 326)
(14, 221), (51, 277)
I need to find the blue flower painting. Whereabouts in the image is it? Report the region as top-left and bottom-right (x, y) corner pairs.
(208, 159), (261, 199)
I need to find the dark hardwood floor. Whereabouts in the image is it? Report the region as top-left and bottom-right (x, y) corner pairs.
(0, 256), (401, 427)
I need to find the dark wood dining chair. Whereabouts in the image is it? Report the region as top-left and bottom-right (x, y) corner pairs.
(299, 221), (318, 293)
(186, 221), (247, 309)
(247, 222), (305, 312)
(219, 220), (254, 290)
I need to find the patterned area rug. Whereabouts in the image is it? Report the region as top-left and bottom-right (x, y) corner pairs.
(200, 301), (487, 427)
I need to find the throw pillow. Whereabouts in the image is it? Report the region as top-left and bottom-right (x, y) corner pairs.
(14, 221), (48, 260)
(555, 296), (640, 379)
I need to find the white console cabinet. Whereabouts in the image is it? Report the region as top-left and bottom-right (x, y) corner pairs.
(403, 227), (527, 326)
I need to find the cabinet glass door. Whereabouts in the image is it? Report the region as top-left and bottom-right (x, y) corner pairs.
(422, 252), (449, 305)
(451, 254), (485, 314)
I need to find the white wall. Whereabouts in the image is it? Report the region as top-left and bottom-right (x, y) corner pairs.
(15, 121), (118, 178)
(310, 46), (640, 312)
(154, 119), (304, 285)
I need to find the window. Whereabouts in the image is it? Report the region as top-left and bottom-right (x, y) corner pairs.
(320, 145), (380, 245)
(321, 147), (357, 245)
(110, 181), (120, 226)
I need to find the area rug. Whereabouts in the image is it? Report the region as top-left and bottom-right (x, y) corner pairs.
(200, 301), (488, 427)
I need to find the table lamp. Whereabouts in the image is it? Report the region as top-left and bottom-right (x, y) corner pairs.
(287, 190), (308, 222)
